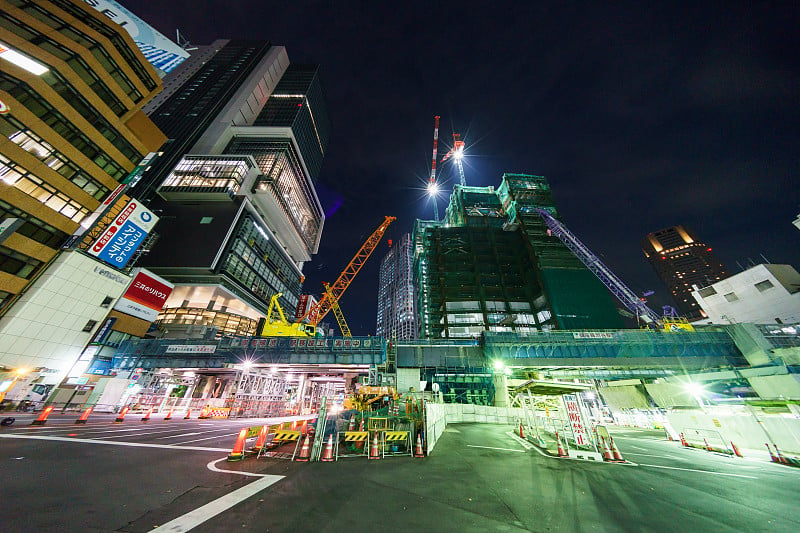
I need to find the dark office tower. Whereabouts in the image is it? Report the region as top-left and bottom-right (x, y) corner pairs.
(135, 41), (330, 336)
(642, 226), (728, 319)
(414, 174), (622, 339)
(376, 234), (417, 339)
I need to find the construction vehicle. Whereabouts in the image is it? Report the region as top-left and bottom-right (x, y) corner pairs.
(257, 216), (395, 337)
(343, 386), (399, 411)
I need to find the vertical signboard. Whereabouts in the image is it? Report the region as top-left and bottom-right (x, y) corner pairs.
(88, 199), (158, 267)
(113, 269), (173, 322)
(562, 394), (590, 446)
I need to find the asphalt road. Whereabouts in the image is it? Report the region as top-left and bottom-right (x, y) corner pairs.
(1, 414), (799, 532)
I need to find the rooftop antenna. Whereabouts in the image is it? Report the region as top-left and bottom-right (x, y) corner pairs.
(176, 29), (198, 51)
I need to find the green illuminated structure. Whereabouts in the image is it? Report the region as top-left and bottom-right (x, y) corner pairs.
(413, 174), (623, 339)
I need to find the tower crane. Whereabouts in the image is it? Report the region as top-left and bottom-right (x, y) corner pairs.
(324, 282), (351, 337)
(259, 216), (396, 336)
(428, 116), (441, 220)
(441, 132), (467, 186)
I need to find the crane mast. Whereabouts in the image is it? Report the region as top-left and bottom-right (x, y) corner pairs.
(531, 208), (662, 325)
(429, 116), (440, 220)
(441, 133), (467, 186)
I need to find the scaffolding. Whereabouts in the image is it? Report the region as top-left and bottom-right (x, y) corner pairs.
(226, 369), (288, 418)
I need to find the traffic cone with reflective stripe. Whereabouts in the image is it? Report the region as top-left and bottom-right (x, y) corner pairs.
(774, 444), (788, 465)
(227, 428), (248, 461)
(31, 406), (54, 426)
(680, 433), (688, 447)
(75, 407), (92, 424)
(164, 408), (174, 421)
(321, 434), (334, 462)
(295, 435), (311, 462)
(704, 438), (713, 452)
(730, 441), (743, 458)
(369, 433), (381, 460)
(766, 443), (779, 462)
(414, 433), (425, 458)
(610, 437), (624, 462)
(253, 425), (269, 452)
(348, 414), (356, 431)
(519, 421), (525, 439)
(114, 406), (129, 423)
(184, 408), (192, 419)
(601, 437), (613, 461)
(199, 406), (211, 419)
(141, 408), (153, 422)
(556, 432), (568, 457)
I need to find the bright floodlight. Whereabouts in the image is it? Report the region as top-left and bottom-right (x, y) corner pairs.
(242, 360), (253, 370)
(426, 181), (439, 197)
(493, 360), (505, 372)
(684, 381), (705, 396)
(454, 148), (464, 160)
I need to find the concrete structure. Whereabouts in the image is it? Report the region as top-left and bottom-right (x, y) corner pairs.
(691, 264), (800, 325)
(0, 0), (165, 384)
(133, 40), (330, 334)
(376, 233), (417, 339)
(642, 225), (728, 319)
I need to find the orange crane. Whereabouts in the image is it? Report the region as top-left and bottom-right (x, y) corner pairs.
(441, 132), (467, 186)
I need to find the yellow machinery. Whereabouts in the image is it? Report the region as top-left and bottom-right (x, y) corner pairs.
(258, 293), (317, 337)
(343, 386), (399, 411)
(661, 316), (695, 332)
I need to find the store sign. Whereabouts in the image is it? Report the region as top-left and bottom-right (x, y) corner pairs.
(572, 332), (614, 340)
(562, 394), (590, 446)
(0, 98), (8, 114)
(88, 199), (157, 267)
(114, 269), (173, 322)
(165, 345), (217, 354)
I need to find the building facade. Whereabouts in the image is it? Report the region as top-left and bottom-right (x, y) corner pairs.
(135, 40), (330, 337)
(691, 264), (800, 325)
(642, 225), (728, 319)
(376, 233), (417, 339)
(0, 0), (166, 382)
(414, 174), (623, 339)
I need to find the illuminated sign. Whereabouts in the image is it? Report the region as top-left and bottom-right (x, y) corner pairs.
(562, 394), (591, 446)
(0, 98), (8, 114)
(83, 1), (189, 74)
(114, 269), (173, 322)
(165, 345), (217, 354)
(0, 41), (48, 75)
(88, 199), (158, 267)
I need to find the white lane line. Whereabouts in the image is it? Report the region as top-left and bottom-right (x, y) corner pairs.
(506, 431), (534, 450)
(630, 445), (647, 451)
(95, 428), (191, 439)
(158, 432), (201, 440)
(467, 444), (525, 453)
(206, 457), (267, 478)
(151, 472), (283, 532)
(625, 452), (681, 460)
(638, 463), (757, 479)
(174, 433), (237, 445)
(0, 433), (229, 452)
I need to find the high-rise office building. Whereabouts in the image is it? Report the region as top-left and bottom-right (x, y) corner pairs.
(642, 225), (728, 319)
(134, 40), (330, 337)
(0, 0), (165, 378)
(414, 174), (623, 339)
(376, 233), (417, 339)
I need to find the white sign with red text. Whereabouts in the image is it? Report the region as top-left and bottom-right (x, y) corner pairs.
(113, 269), (173, 322)
(562, 394), (590, 446)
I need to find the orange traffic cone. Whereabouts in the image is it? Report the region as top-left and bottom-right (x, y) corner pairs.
(164, 408), (174, 421)
(253, 425), (269, 452)
(610, 437), (624, 462)
(601, 437), (613, 461)
(680, 433), (688, 447)
(184, 408), (192, 419)
(296, 435), (311, 462)
(114, 406), (130, 423)
(766, 443), (779, 462)
(519, 421), (525, 439)
(75, 407), (92, 424)
(227, 428), (248, 461)
(704, 438), (713, 452)
(556, 432), (568, 457)
(730, 441), (743, 458)
(31, 406), (54, 426)
(369, 433), (381, 460)
(141, 408), (153, 422)
(321, 434), (334, 462)
(774, 444), (788, 465)
(665, 428), (674, 441)
(348, 414), (357, 431)
(414, 433), (425, 458)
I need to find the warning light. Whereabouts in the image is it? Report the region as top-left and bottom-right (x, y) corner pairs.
(388, 239), (393, 248)
(707, 248), (712, 252)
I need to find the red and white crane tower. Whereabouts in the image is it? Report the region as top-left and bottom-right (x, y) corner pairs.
(427, 115), (441, 220)
(441, 132), (467, 186)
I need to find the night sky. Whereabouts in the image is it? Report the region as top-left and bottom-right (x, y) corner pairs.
(121, 1), (799, 335)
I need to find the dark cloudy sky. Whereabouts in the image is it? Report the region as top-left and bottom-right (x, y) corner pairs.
(121, 1), (799, 334)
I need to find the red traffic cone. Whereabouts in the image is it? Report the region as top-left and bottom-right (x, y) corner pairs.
(556, 432), (568, 457)
(680, 433), (688, 447)
(227, 428), (248, 462)
(75, 407), (92, 424)
(766, 443), (779, 462)
(704, 438), (713, 452)
(31, 406), (55, 426)
(164, 408), (174, 421)
(348, 414), (357, 431)
(601, 437), (613, 461)
(665, 428), (674, 441)
(519, 421), (525, 439)
(369, 433), (381, 460)
(774, 444), (788, 465)
(730, 441), (743, 458)
(610, 437), (624, 462)
(184, 408), (192, 419)
(321, 434), (334, 462)
(253, 425), (269, 452)
(141, 408), (153, 422)
(414, 433), (425, 458)
(295, 435), (311, 462)
(114, 406), (130, 423)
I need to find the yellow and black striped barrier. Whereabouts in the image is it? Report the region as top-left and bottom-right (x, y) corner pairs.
(383, 431), (412, 457)
(336, 431), (370, 459)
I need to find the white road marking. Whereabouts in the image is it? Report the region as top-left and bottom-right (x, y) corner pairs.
(638, 463), (757, 479)
(158, 432), (201, 439)
(467, 444), (525, 453)
(630, 445), (647, 451)
(206, 457), (267, 477)
(151, 472), (283, 532)
(94, 428), (191, 439)
(506, 431), (534, 450)
(625, 452), (680, 460)
(0, 433), (228, 452)
(174, 433), (237, 445)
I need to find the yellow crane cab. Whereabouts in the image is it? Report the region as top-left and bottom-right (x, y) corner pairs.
(258, 293), (317, 337)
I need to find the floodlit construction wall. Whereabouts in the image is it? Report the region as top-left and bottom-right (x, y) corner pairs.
(644, 383), (700, 407)
(425, 403), (523, 453)
(748, 374), (800, 400)
(666, 408), (800, 455)
(598, 384), (651, 409)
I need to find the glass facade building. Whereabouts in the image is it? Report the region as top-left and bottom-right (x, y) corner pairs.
(376, 233), (417, 339)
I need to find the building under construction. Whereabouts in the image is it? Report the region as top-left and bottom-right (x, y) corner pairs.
(414, 173), (623, 339)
